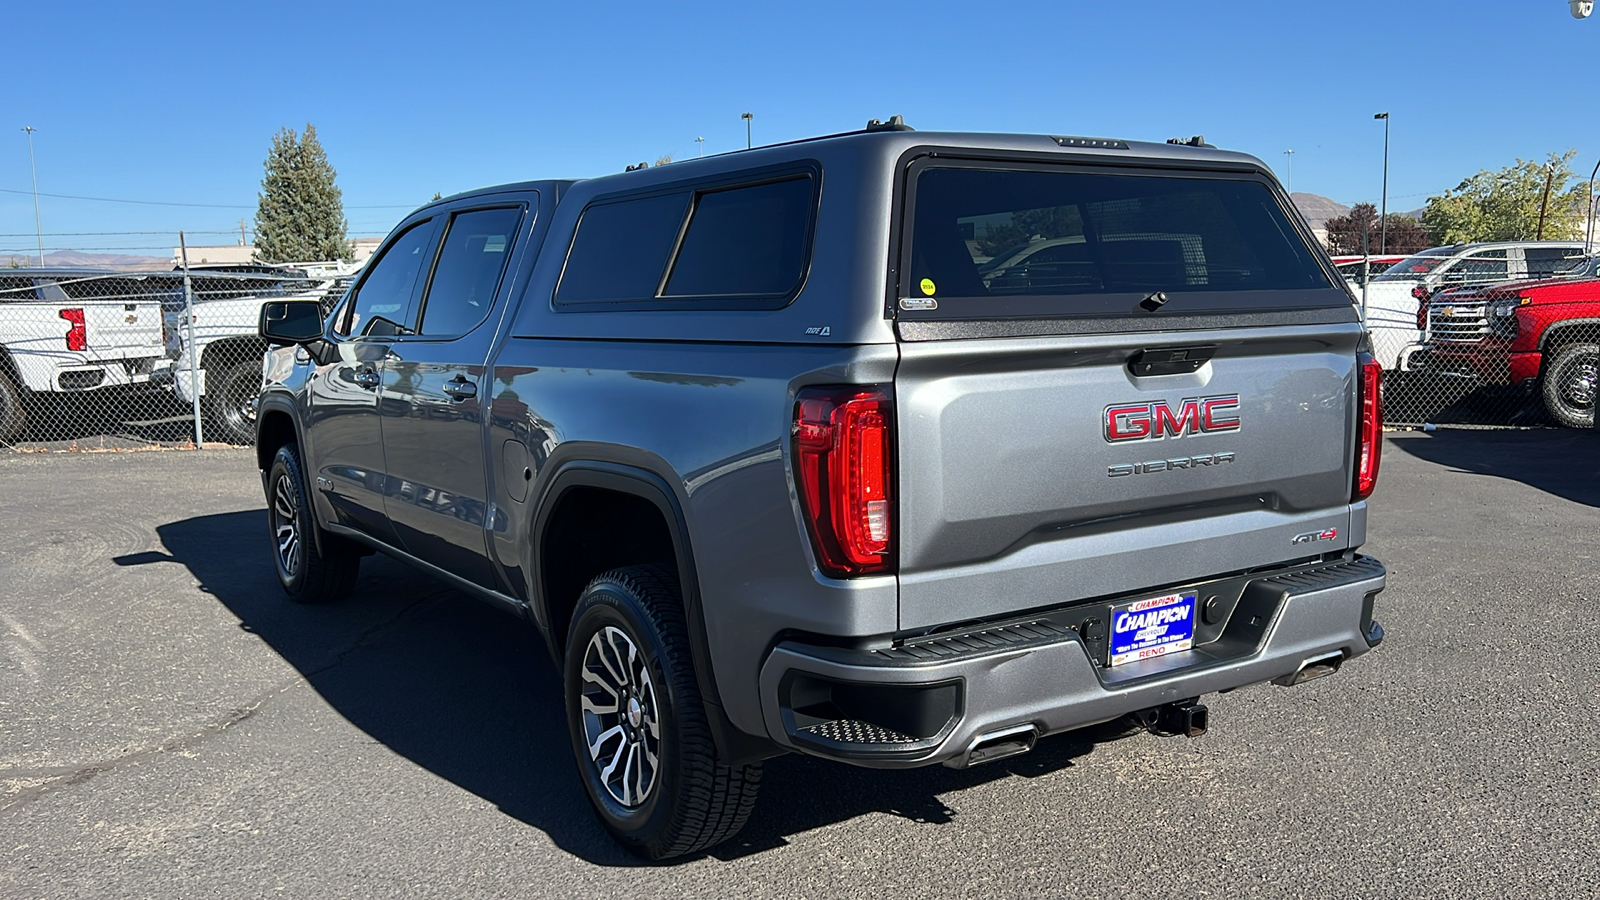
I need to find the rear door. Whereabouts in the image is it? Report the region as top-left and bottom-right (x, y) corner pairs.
(892, 158), (1363, 630)
(379, 199), (530, 588)
(307, 216), (441, 541)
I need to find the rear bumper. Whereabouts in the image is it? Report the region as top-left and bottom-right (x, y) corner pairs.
(757, 555), (1385, 769)
(11, 349), (166, 392)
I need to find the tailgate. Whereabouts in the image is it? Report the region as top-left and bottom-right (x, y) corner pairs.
(80, 300), (164, 359)
(894, 324), (1361, 630)
(890, 154), (1362, 631)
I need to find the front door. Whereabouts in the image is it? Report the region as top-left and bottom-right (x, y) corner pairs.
(379, 202), (530, 589)
(307, 216), (440, 543)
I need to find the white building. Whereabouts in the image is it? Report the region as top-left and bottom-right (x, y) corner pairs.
(172, 237), (382, 269)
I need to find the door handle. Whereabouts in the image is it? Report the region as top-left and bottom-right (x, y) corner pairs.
(443, 378), (477, 400)
(354, 369), (381, 389)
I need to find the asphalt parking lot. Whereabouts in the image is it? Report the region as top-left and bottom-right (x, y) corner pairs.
(3, 430), (1598, 899)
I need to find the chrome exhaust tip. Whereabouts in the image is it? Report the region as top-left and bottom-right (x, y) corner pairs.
(955, 724), (1038, 768)
(1273, 652), (1345, 687)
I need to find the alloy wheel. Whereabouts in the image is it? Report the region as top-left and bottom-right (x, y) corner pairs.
(579, 625), (661, 808)
(272, 473), (301, 577)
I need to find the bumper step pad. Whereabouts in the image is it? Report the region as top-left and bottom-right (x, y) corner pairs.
(798, 719), (917, 745)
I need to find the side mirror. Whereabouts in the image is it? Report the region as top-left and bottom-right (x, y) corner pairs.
(260, 300), (325, 345)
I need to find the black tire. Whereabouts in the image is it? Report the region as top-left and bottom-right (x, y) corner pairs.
(1541, 342), (1598, 429)
(265, 444), (361, 603)
(0, 368), (26, 443)
(564, 566), (761, 860)
(205, 355), (262, 446)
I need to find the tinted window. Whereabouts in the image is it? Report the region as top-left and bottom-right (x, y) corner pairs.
(1525, 246), (1583, 277)
(1374, 253), (1451, 281)
(556, 193), (689, 305)
(342, 220), (436, 336)
(417, 207), (522, 336)
(1440, 250), (1509, 284)
(906, 166), (1337, 318)
(1557, 256), (1600, 277)
(663, 177), (812, 298)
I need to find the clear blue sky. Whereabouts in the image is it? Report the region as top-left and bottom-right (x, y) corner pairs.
(2, 0), (1596, 258)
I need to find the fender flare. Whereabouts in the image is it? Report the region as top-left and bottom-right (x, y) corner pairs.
(253, 394), (332, 559)
(528, 453), (773, 762)
(1538, 319), (1600, 358)
(200, 335), (269, 372)
(529, 456), (717, 698)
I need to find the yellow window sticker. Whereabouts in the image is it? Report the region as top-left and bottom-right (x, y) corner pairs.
(919, 277), (936, 296)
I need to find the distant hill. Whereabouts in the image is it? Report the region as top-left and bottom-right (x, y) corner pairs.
(1291, 193), (1351, 232)
(1292, 192), (1425, 227)
(12, 250), (173, 271)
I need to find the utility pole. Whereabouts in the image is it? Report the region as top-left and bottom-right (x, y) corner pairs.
(741, 112), (753, 150)
(21, 126), (43, 266)
(239, 219), (248, 246)
(1374, 113), (1390, 254)
(1535, 162), (1556, 240)
(1283, 149), (1294, 193)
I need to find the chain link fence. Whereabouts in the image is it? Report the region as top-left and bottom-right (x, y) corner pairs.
(6, 233), (1599, 453)
(0, 260), (354, 451)
(1352, 242), (1599, 430)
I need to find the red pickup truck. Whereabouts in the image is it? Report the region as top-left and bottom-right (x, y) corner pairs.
(1421, 256), (1600, 427)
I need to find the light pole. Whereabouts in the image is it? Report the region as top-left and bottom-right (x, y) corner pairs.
(21, 126), (43, 266)
(695, 136), (705, 157)
(741, 112), (752, 150)
(1283, 149), (1294, 193)
(1374, 112), (1390, 254)
(1586, 155), (1599, 256)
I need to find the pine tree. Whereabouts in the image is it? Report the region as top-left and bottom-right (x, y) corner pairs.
(253, 125), (353, 263)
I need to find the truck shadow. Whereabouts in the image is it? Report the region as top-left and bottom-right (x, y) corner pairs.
(1385, 428), (1600, 508)
(121, 509), (1102, 867)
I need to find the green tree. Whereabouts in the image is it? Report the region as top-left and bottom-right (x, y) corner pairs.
(1421, 151), (1586, 245)
(254, 125), (353, 263)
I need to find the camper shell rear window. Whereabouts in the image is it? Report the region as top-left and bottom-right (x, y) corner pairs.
(899, 160), (1345, 320)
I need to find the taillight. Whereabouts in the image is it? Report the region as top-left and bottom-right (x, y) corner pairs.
(59, 308), (87, 351)
(794, 386), (893, 576)
(1354, 353), (1383, 501)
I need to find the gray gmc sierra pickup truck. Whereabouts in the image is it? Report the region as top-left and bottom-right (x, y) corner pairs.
(254, 120), (1387, 860)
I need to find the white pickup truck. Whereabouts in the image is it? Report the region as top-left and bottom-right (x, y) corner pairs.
(1360, 241), (1588, 370)
(0, 269), (168, 442)
(164, 265), (358, 444)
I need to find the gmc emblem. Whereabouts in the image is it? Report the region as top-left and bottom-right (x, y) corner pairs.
(1104, 395), (1241, 443)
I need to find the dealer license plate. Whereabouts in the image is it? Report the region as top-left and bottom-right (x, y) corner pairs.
(1108, 591), (1197, 666)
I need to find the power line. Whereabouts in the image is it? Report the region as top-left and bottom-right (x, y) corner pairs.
(0, 186), (415, 210)
(0, 230), (240, 237)
(0, 186), (250, 209)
